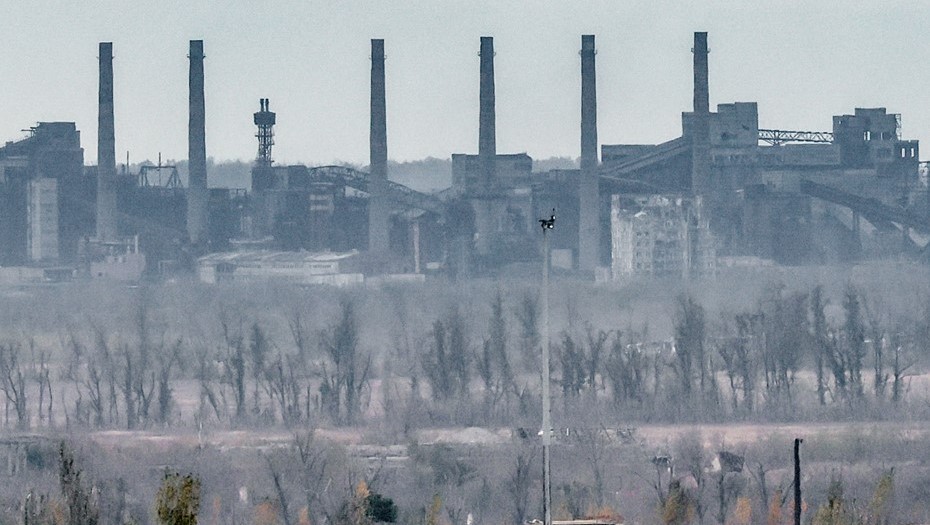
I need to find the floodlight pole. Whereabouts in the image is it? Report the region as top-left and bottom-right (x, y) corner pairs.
(540, 212), (554, 525)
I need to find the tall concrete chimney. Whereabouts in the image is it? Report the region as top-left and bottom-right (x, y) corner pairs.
(580, 35), (598, 171)
(368, 39), (389, 254)
(691, 32), (711, 195)
(578, 34), (599, 273)
(96, 42), (117, 242)
(187, 40), (208, 246)
(479, 36), (496, 193)
(693, 32), (709, 114)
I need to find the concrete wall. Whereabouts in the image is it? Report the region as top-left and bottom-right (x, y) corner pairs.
(710, 102), (758, 147)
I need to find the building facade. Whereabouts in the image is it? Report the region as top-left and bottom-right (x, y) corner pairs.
(610, 194), (716, 279)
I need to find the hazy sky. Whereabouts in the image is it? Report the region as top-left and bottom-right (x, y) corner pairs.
(2, 1), (927, 168)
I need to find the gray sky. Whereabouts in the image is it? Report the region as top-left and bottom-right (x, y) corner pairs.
(2, 1), (927, 167)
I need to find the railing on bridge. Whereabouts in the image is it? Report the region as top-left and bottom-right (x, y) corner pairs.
(758, 129), (834, 146)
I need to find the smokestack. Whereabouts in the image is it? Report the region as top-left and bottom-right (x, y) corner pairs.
(691, 32), (710, 195)
(578, 34), (599, 274)
(96, 42), (117, 242)
(187, 40), (208, 246)
(580, 35), (598, 170)
(479, 36), (496, 193)
(693, 32), (709, 114)
(368, 39), (389, 254)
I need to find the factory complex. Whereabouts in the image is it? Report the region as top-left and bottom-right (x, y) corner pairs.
(1, 33), (926, 285)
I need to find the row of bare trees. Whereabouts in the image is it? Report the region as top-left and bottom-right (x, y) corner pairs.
(0, 291), (372, 431)
(193, 299), (369, 428)
(0, 281), (927, 432)
(536, 282), (924, 423)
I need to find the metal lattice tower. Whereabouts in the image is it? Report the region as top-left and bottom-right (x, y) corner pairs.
(254, 98), (276, 166)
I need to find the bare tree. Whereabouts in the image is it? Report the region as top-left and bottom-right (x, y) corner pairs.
(759, 288), (807, 409)
(0, 342), (28, 429)
(713, 452), (745, 525)
(320, 300), (370, 426)
(890, 330), (914, 405)
(673, 295), (705, 401)
(811, 286), (829, 406)
(507, 445), (537, 525)
(558, 331), (586, 407)
(423, 319), (451, 402)
(862, 294), (889, 399)
(673, 433), (707, 525)
(249, 322), (271, 417)
(59, 442), (99, 525)
(514, 292), (540, 370)
(288, 308), (312, 364)
(476, 292), (517, 421)
(265, 454), (296, 525)
(266, 351), (305, 424)
(422, 307), (471, 404)
(34, 348), (53, 427)
(604, 333), (648, 410)
(584, 326), (609, 402)
(83, 352), (106, 428)
(156, 341), (182, 426)
(117, 340), (156, 430)
(843, 284), (866, 399)
(717, 310), (760, 416)
(194, 340), (224, 424)
(575, 426), (612, 508)
(219, 314), (247, 421)
(90, 325), (120, 426)
(295, 431), (333, 523)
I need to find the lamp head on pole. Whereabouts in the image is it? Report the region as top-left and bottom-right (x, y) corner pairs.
(539, 208), (556, 230)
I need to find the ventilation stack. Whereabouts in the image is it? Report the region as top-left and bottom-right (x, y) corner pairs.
(691, 32), (711, 195)
(479, 36), (496, 194)
(368, 39), (389, 254)
(96, 42), (117, 242)
(578, 34), (599, 274)
(693, 32), (709, 114)
(187, 40), (208, 246)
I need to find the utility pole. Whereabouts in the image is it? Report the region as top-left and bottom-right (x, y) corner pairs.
(794, 438), (803, 525)
(539, 209), (555, 525)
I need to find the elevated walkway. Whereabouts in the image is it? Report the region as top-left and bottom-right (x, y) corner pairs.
(308, 165), (443, 214)
(800, 179), (928, 234)
(598, 137), (689, 182)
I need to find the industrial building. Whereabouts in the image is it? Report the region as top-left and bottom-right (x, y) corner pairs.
(599, 100), (923, 265)
(197, 250), (364, 286)
(1, 31), (927, 285)
(592, 33), (926, 271)
(0, 122), (90, 266)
